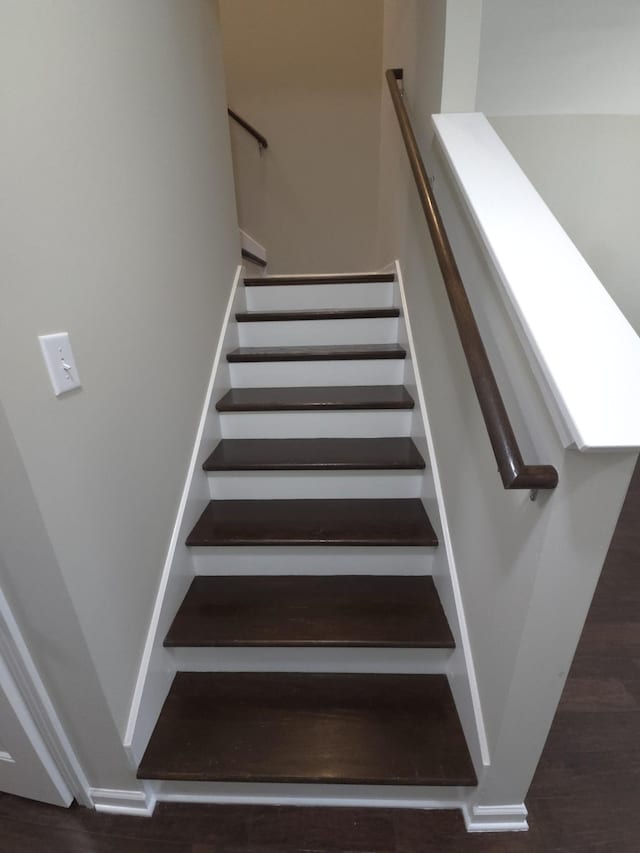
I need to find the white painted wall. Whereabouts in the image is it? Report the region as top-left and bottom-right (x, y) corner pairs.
(219, 0), (384, 274)
(476, 0), (640, 115)
(491, 115), (640, 336)
(440, 0), (483, 113)
(0, 0), (239, 788)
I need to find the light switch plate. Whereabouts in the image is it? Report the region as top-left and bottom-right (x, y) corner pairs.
(39, 332), (82, 396)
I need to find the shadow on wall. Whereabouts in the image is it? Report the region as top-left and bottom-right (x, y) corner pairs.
(220, 0), (385, 274)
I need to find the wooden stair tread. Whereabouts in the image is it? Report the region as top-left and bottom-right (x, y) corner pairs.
(236, 308), (400, 322)
(164, 576), (454, 648)
(227, 344), (406, 363)
(244, 273), (395, 286)
(137, 672), (476, 785)
(215, 385), (414, 412)
(186, 499), (438, 547)
(203, 437), (426, 471)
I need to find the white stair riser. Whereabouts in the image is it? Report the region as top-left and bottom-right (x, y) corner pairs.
(219, 410), (413, 438)
(229, 360), (405, 387)
(208, 471), (423, 500)
(245, 282), (395, 312)
(237, 318), (399, 347)
(154, 780), (473, 808)
(190, 546), (434, 575)
(167, 647), (452, 673)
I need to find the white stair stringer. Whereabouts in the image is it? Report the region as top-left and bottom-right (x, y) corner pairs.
(393, 260), (489, 788)
(123, 264), (246, 770)
(124, 263), (484, 819)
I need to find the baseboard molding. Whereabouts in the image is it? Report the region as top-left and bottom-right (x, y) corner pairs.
(154, 780), (473, 810)
(393, 259), (490, 773)
(463, 803), (528, 833)
(89, 786), (157, 817)
(0, 588), (92, 806)
(240, 229), (267, 265)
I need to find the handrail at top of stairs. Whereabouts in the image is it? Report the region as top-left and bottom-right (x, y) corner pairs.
(385, 68), (558, 492)
(227, 108), (268, 150)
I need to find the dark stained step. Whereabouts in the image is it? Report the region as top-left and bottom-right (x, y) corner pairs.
(236, 307), (400, 322)
(186, 499), (438, 547)
(215, 385), (414, 412)
(227, 344), (406, 363)
(137, 672), (477, 786)
(203, 437), (426, 471)
(164, 576), (454, 648)
(244, 273), (395, 286)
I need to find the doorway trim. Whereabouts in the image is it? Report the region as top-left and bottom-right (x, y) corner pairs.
(0, 587), (92, 807)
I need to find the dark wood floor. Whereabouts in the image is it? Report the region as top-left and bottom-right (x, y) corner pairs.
(2, 462), (638, 852)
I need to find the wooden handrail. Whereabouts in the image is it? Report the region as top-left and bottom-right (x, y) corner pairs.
(227, 108), (268, 150)
(385, 69), (558, 491)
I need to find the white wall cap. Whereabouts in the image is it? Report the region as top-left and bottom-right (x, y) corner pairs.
(432, 112), (640, 452)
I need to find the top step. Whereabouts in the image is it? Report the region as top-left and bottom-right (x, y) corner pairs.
(244, 273), (395, 287)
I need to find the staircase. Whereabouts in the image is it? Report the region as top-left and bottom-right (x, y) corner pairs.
(137, 270), (477, 793)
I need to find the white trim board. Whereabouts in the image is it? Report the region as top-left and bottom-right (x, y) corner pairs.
(0, 587), (91, 807)
(393, 260), (489, 773)
(124, 266), (244, 763)
(432, 112), (640, 452)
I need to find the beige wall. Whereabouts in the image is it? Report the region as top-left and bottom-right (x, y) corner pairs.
(220, 0), (383, 274)
(491, 115), (640, 336)
(476, 0), (640, 115)
(0, 0), (239, 774)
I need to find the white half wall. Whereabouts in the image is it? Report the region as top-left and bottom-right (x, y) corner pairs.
(378, 1), (638, 815)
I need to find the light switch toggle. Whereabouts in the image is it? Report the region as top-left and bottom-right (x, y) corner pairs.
(39, 332), (82, 397)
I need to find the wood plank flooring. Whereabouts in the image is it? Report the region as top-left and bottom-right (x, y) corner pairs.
(3, 461), (639, 851)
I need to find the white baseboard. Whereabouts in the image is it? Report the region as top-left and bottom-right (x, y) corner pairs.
(240, 229), (267, 265)
(463, 803), (528, 832)
(154, 780), (473, 810)
(89, 786), (157, 817)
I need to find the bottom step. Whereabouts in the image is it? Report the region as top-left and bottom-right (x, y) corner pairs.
(138, 673), (476, 787)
